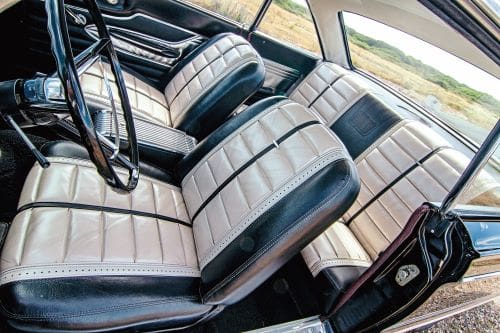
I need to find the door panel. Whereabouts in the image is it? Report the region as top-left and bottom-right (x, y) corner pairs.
(23, 0), (317, 98)
(25, 0), (237, 88)
(247, 31), (319, 98)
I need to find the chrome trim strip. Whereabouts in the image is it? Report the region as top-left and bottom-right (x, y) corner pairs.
(245, 316), (332, 333)
(84, 25), (203, 67)
(94, 111), (197, 155)
(462, 271), (500, 282)
(382, 293), (500, 333)
(66, 4), (200, 35)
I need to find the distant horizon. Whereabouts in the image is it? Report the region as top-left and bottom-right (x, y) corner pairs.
(344, 13), (499, 98)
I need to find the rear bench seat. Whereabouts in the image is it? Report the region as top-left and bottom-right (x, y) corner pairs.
(288, 62), (497, 310)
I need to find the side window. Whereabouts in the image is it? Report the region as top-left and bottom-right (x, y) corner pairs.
(257, 0), (321, 55)
(184, 0), (260, 25)
(342, 12), (500, 146)
(461, 147), (500, 209)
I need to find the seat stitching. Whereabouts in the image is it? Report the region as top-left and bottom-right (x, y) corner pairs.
(203, 160), (352, 299)
(0, 296), (199, 320)
(199, 149), (346, 268)
(167, 41), (250, 105)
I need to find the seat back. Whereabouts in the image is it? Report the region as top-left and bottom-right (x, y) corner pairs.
(289, 62), (402, 159)
(177, 97), (360, 304)
(164, 33), (265, 140)
(289, 62), (367, 126)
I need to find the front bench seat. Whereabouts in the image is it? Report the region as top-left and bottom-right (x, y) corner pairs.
(81, 33), (265, 140)
(0, 97), (360, 331)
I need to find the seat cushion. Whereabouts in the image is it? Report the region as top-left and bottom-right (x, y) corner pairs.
(0, 148), (215, 330)
(302, 222), (371, 278)
(1, 156), (198, 283)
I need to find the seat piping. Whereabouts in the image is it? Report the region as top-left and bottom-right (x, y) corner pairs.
(306, 73), (347, 108)
(345, 146), (447, 225)
(190, 120), (321, 222)
(17, 202), (192, 227)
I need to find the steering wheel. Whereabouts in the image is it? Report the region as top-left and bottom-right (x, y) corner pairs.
(45, 0), (139, 192)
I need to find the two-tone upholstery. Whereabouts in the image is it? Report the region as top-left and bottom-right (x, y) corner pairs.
(301, 120), (497, 309)
(289, 61), (498, 310)
(289, 62), (368, 127)
(289, 62), (402, 159)
(0, 97), (360, 331)
(81, 33), (265, 140)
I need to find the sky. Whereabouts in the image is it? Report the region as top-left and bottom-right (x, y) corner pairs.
(343, 13), (500, 98)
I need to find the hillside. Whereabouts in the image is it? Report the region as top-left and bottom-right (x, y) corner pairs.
(347, 28), (500, 116)
(184, 0), (498, 137)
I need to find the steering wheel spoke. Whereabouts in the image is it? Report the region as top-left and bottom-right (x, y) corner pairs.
(46, 0), (139, 192)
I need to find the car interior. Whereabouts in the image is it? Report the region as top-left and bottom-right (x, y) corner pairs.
(0, 0), (498, 332)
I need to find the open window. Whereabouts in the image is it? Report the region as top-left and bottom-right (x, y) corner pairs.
(342, 12), (500, 147)
(257, 0), (321, 56)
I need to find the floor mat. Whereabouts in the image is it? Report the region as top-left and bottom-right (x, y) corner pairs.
(185, 256), (321, 332)
(0, 130), (47, 221)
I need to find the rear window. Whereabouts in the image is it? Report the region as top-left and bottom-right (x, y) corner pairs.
(342, 12), (500, 146)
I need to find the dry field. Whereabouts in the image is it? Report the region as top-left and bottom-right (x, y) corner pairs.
(187, 0), (321, 54)
(188, 0), (498, 137)
(350, 43), (498, 134)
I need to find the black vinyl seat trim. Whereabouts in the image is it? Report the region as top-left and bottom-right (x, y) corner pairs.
(190, 120), (320, 222)
(330, 94), (403, 159)
(17, 202), (192, 228)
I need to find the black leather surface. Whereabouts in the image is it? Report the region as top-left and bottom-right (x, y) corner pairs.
(175, 96), (287, 181)
(331, 94), (402, 159)
(42, 141), (177, 185)
(164, 33), (266, 140)
(1, 276), (213, 332)
(316, 266), (368, 314)
(200, 158), (361, 305)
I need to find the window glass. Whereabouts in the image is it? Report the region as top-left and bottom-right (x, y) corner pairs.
(258, 0), (321, 55)
(342, 12), (500, 146)
(460, 147), (500, 209)
(184, 0), (260, 25)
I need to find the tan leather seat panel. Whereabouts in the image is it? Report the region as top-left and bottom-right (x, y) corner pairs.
(181, 100), (350, 269)
(302, 222), (371, 277)
(81, 61), (172, 127)
(165, 34), (261, 127)
(289, 62), (368, 126)
(18, 156), (189, 223)
(344, 120), (450, 220)
(1, 157), (199, 285)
